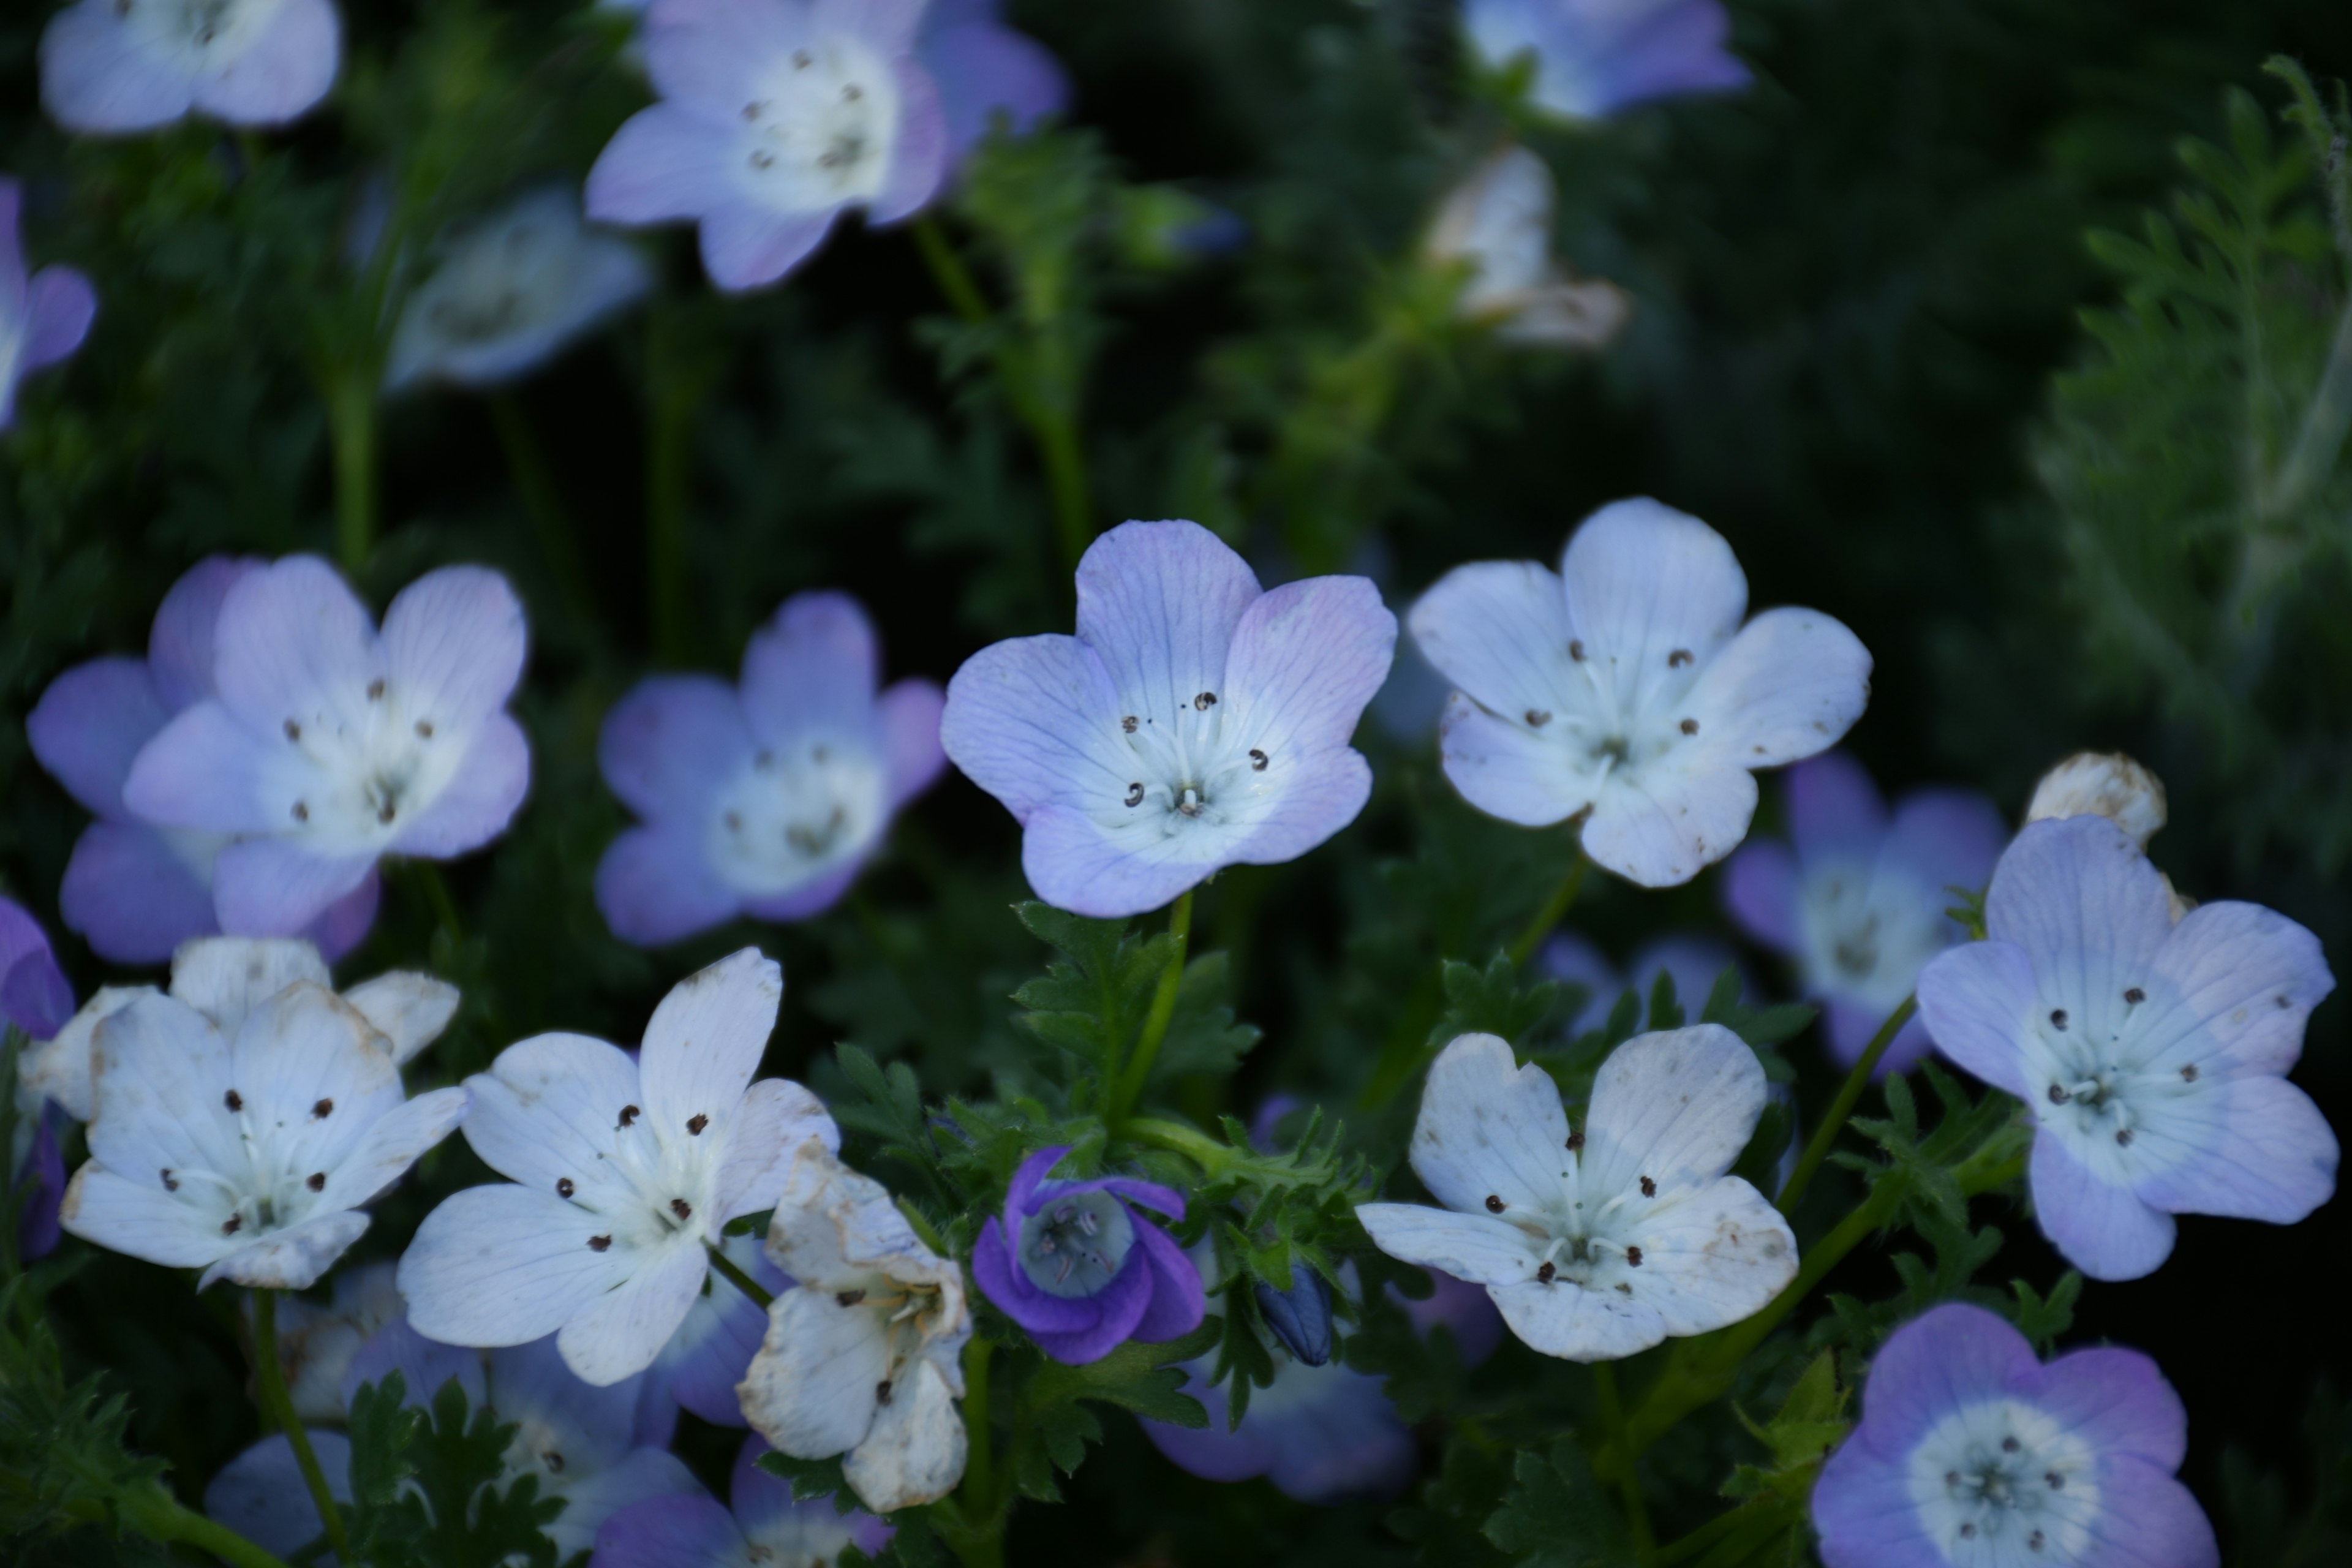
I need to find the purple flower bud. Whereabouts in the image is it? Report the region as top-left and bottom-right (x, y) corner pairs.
(1254, 1261), (1333, 1368)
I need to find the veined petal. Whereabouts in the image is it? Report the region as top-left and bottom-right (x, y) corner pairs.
(208, 557), (384, 741)
(379, 566), (527, 740)
(189, 0), (339, 126)
(200, 1209), (371, 1292)
(21, 986), (149, 1123)
(1354, 1202), (1540, 1286)
(228, 985), (403, 1180)
(1581, 755), (1757, 887)
(461, 1031), (641, 1197)
(86, 993), (241, 1182)
(557, 1242), (711, 1385)
(399, 1185), (635, 1347)
(340, 972), (461, 1066)
(592, 1494), (746, 1568)
(640, 948), (783, 1151)
(739, 1287), (889, 1457)
(1914, 940), (2040, 1099)
(1559, 499), (1747, 714)
(210, 838), (377, 939)
(1226, 748), (1375, 870)
(2140, 899), (2333, 1078)
(1072, 521), (1261, 730)
(318, 1087), (469, 1212)
(2019, 1345), (2188, 1471)
(547, 1446), (703, 1560)
(714, 1077), (840, 1222)
(1844, 1303), (2036, 1452)
(1408, 1033), (1574, 1215)
(1408, 559), (1575, 733)
(2130, 1074), (2335, 1224)
(387, 710), (530, 858)
(1680, 606), (1869, 768)
(1985, 817), (2174, 1029)
(1488, 1277), (1664, 1362)
(1618, 1178), (1795, 1336)
(1221, 575), (1396, 759)
(844, 1354), (966, 1512)
(2028, 1131), (2176, 1282)
(122, 702), (306, 836)
(1436, 693), (1593, 826)
(59, 1164), (232, 1270)
(170, 937), (331, 1033)
(39, 1), (197, 133)
(26, 656), (165, 815)
(739, 592), (880, 750)
(940, 633), (1128, 820)
(1583, 1025), (1765, 1196)
(148, 557), (259, 712)
(1017, 804), (1223, 919)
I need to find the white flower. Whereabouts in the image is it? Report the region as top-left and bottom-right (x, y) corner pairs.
(20, 935), (457, 1123)
(737, 1140), (972, 1514)
(1426, 145), (1628, 349)
(1409, 498), (1871, 886)
(40, 0), (341, 135)
(58, 981), (469, 1290)
(1357, 1028), (1796, 1361)
(397, 948), (838, 1386)
(384, 186), (653, 392)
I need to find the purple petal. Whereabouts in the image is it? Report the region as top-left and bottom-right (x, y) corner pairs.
(28, 657), (168, 816)
(380, 566), (528, 740)
(2019, 1345), (2187, 1471)
(1985, 816), (2173, 987)
(1398, 1268), (1506, 1366)
(1090, 1175), (1187, 1221)
(594, 1493), (745, 1568)
(878, 678), (947, 809)
(586, 105), (745, 226)
(644, 0), (798, 110)
(1142, 1369), (1276, 1482)
(598, 824), (746, 948)
(602, 675), (755, 821)
(920, 7), (1068, 156)
(1018, 804), (1210, 918)
(342, 1317), (488, 1413)
(59, 821), (221, 963)
(940, 633), (1126, 821)
(39, 1), (197, 134)
(1915, 939), (2038, 1099)
(970, 1213), (1087, 1332)
(1851, 1303), (2035, 1453)
(700, 206), (838, 293)
(1878, 788), (2007, 908)
(739, 859), (866, 924)
(389, 710), (531, 858)
(23, 266), (97, 372)
(1123, 1217), (1205, 1344)
(1072, 521), (1262, 729)
(1721, 840), (1801, 954)
(307, 869), (381, 962)
(1005, 1146), (1074, 1217)
(1823, 995), (1934, 1077)
(1784, 752), (1886, 866)
(1028, 1247), (1156, 1364)
(1811, 1433), (1944, 1568)
(2029, 1131), (2176, 1281)
(0, 900), (74, 1040)
(209, 556), (386, 738)
(1586, 1), (1751, 117)
(738, 592), (880, 751)
(1226, 748), (1376, 869)
(865, 58), (949, 226)
(211, 837), (377, 938)
(2143, 899), (2334, 1079)
(2130, 1074), (2336, 1225)
(1221, 575), (1396, 760)
(2076, 1460), (2219, 1568)
(148, 557), (260, 712)
(187, 0), (339, 126)
(1263, 1369), (1417, 1504)
(16, 1104), (67, 1259)
(1624, 935), (1747, 1017)
(203, 1432), (352, 1559)
(489, 1333), (643, 1474)
(659, 1261), (786, 1427)
(119, 702), (294, 835)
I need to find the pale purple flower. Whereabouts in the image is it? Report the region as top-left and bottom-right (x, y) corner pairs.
(595, 1434), (892, 1567)
(2, 897), (74, 1260)
(40, 0), (341, 135)
(1539, 930), (1747, 1035)
(1725, 752), (2008, 1076)
(586, 0), (950, 292)
(0, 178), (96, 429)
(917, 0), (1067, 162)
(941, 521), (1397, 918)
(1409, 499), (1869, 888)
(1464, 0), (1749, 122)
(1917, 816), (2338, 1282)
(120, 557), (529, 940)
(1812, 1303), (2217, 1568)
(29, 559), (382, 962)
(596, 592), (944, 947)
(399, 950), (839, 1386)
(970, 1144), (1204, 1365)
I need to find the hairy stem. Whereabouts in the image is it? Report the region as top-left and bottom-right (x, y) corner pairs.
(1108, 891), (1193, 1130)
(2264, 288), (2352, 518)
(251, 1291), (349, 1562)
(704, 1242), (775, 1310)
(1593, 1361), (1657, 1566)
(1775, 996), (1916, 1215)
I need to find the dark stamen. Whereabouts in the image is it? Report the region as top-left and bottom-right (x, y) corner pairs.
(618, 1105), (640, 1128)
(224, 1090), (243, 1112)
(1194, 691), (1217, 710)
(1626, 1246), (1643, 1267)
(837, 1289), (867, 1307)
(311, 1098), (333, 1118)
(688, 1114), (709, 1135)
(1250, 749), (1268, 771)
(1638, 1175), (1656, 1197)
(671, 1198), (693, 1221)
(306, 1172), (325, 1192)
(1483, 1194), (1505, 1213)
(557, 1178), (575, 1198)
(588, 1235), (612, 1251)
(1536, 1261), (1556, 1283)
(1668, 649), (1692, 668)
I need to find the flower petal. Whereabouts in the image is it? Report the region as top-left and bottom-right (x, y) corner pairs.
(641, 948), (784, 1154)
(548, 1445), (705, 1560)
(2028, 1131), (2176, 1282)
(1722, 839), (1801, 954)
(844, 1354), (966, 1512)
(1017, 803), (1216, 919)
(1811, 1434), (1945, 1568)
(187, 0), (338, 126)
(739, 592), (880, 750)
(865, 58), (949, 227)
(228, 983), (403, 1176)
(380, 566), (527, 740)
(211, 837), (379, 941)
(59, 1164), (230, 1270)
(1488, 1277), (1664, 1362)
(1784, 751), (1887, 865)
(27, 657), (165, 815)
(121, 701), (301, 836)
(1409, 559), (1575, 729)
(940, 633), (1126, 820)
(317, 1086), (468, 1213)
(597, 824), (744, 948)
(700, 206), (837, 292)
(148, 557), (258, 711)
(1679, 606), (1870, 769)
(389, 710), (530, 858)
(340, 971), (461, 1066)
(2019, 1344), (2187, 1471)
(462, 1031), (641, 1197)
(1986, 816), (2174, 1024)
(341, 1317), (488, 1412)
(200, 1208), (371, 1292)
(23, 265), (97, 373)
(169, 937), (330, 1033)
(2130, 1074), (2337, 1225)
(1915, 939), (2040, 1100)
(878, 678), (948, 809)
(209, 556), (385, 740)
(557, 1242), (713, 1385)
(739, 1287), (889, 1457)
(1619, 1177), (1795, 1336)
(593, 1494), (747, 1568)
(1408, 1032), (1574, 1215)
(586, 103), (745, 225)
(1436, 692), (1589, 826)
(714, 1076), (840, 1221)
(400, 1184), (635, 1348)
(2141, 899), (2334, 1079)
(203, 1432), (351, 1561)
(1221, 575), (1396, 758)
(1559, 499), (1747, 711)
(1850, 1303), (2037, 1450)
(1581, 752), (1758, 887)
(59, 823), (220, 965)
(1354, 1202), (1539, 1287)
(1583, 1025), (1765, 1196)
(1125, 1216), (1207, 1343)
(921, 6), (1068, 155)
(1072, 521), (1261, 729)
(39, 1), (197, 133)
(86, 993), (241, 1180)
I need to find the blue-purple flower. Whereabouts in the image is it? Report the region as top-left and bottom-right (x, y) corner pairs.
(1725, 751), (2008, 1076)
(918, 0), (1068, 163)
(597, 592), (944, 946)
(1410, 499), (1869, 888)
(971, 1144), (1204, 1365)
(29, 559), (383, 962)
(586, 0), (950, 292)
(1, 178), (96, 429)
(40, 0), (341, 135)
(595, 1434), (892, 1567)
(1812, 1303), (2217, 1568)
(941, 521), (1397, 919)
(2, 897), (74, 1261)
(1540, 930), (1747, 1035)
(118, 557), (528, 940)
(1464, 0), (1749, 122)
(1918, 815), (2337, 1281)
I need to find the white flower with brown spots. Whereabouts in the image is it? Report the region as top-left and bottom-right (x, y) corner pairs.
(1356, 1027), (1796, 1362)
(57, 979), (468, 1291)
(398, 948), (837, 1386)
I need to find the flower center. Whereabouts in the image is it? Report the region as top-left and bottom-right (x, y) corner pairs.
(127, 0), (270, 58)
(2029, 984), (2207, 1171)
(1799, 863), (1947, 1010)
(738, 40), (900, 209)
(705, 739), (886, 897)
(1017, 1189), (1135, 1298)
(1906, 1398), (2100, 1561)
(1104, 694), (1276, 841)
(275, 677), (465, 855)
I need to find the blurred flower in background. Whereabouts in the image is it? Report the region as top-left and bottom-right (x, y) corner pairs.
(1425, 145), (1628, 349)
(40, 0), (342, 135)
(1463, 0), (1749, 122)
(0, 178), (94, 431)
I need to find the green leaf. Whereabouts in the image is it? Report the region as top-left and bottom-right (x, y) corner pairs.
(1005, 1323), (1219, 1502)
(2009, 1273), (2084, 1353)
(1482, 1440), (1638, 1568)
(409, 1379), (561, 1568)
(1428, 952), (1564, 1053)
(1148, 951), (1263, 1081)
(755, 1449), (854, 1504)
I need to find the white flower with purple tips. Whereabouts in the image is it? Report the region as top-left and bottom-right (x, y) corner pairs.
(1724, 751), (2008, 1076)
(597, 592), (945, 946)
(1812, 1303), (2218, 1568)
(586, 0), (950, 292)
(56, 978), (469, 1291)
(120, 556), (530, 940)
(970, 1144), (1204, 1365)
(1917, 815), (2338, 1282)
(1, 178), (96, 430)
(596, 1433), (892, 1567)
(941, 520), (1397, 919)
(737, 1140), (972, 1514)
(30, 559), (383, 962)
(1464, 0), (1749, 122)
(1357, 1028), (1796, 1362)
(40, 0), (341, 135)
(1409, 499), (1870, 888)
(399, 949), (837, 1385)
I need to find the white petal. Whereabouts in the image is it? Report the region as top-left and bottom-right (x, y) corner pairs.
(21, 984), (148, 1121)
(200, 1210), (371, 1292)
(1559, 499), (1747, 716)
(59, 1163), (231, 1270)
(545, 1446), (703, 1560)
(1583, 1025), (1766, 1197)
(557, 1241), (709, 1386)
(1580, 756), (1758, 888)
(714, 1077), (840, 1222)
(1408, 560), (1577, 731)
(1488, 1278), (1664, 1362)
(1434, 690), (1593, 826)
(399, 1184), (633, 1347)
(639, 948), (783, 1148)
(1354, 1202), (1540, 1286)
(1407, 1033), (1575, 1215)
(461, 1032), (641, 1199)
(1681, 606), (1869, 767)
(845, 1354), (967, 1513)
(763, 1142), (940, 1290)
(229, 984), (404, 1180)
(317, 1086), (469, 1212)
(739, 1288), (891, 1458)
(85, 993), (243, 1183)
(1621, 1178), (1796, 1336)
(169, 937), (330, 1035)
(341, 971), (461, 1066)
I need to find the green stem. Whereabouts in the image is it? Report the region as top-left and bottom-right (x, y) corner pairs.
(705, 1242), (775, 1310)
(1107, 891), (1193, 1130)
(911, 214), (992, 325)
(251, 1292), (349, 1562)
(329, 370), (379, 571)
(39, 1481), (295, 1568)
(1776, 995), (1916, 1215)
(410, 861), (465, 948)
(894, 1197), (949, 1254)
(960, 1335), (996, 1515)
(2263, 288), (2352, 517)
(489, 393), (599, 627)
(1507, 851), (1589, 968)
(1124, 1115), (1235, 1173)
(1356, 967), (1449, 1110)
(1593, 1361), (1656, 1566)
(1033, 410), (1095, 576)
(645, 306), (701, 666)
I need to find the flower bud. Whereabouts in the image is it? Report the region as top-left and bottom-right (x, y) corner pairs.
(2025, 752), (2167, 848)
(1255, 1261), (1335, 1367)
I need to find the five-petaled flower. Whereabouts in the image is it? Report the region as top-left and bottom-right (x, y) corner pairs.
(30, 559), (383, 962)
(1725, 750), (2007, 1076)
(586, 0), (951, 292)
(941, 519), (1397, 919)
(1425, 145), (1629, 349)
(1812, 1302), (2218, 1568)
(1463, 0), (1749, 122)
(970, 1144), (1204, 1365)
(40, 0), (342, 135)
(0, 176), (96, 430)
(399, 948), (837, 1385)
(121, 556), (531, 940)
(596, 1433), (894, 1567)
(384, 186), (654, 391)
(1917, 815), (2337, 1281)
(597, 591), (945, 946)
(737, 1140), (973, 1515)
(1357, 1028), (1796, 1361)
(58, 978), (469, 1290)
(1409, 498), (1871, 888)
